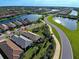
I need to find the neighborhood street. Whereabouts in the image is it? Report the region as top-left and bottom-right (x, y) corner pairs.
(45, 17), (73, 59)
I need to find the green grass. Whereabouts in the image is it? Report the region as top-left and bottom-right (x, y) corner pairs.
(23, 39), (51, 59)
(23, 47), (38, 59)
(0, 18), (8, 22)
(23, 21), (55, 59)
(52, 28), (61, 59)
(52, 28), (60, 43)
(0, 15), (18, 22)
(48, 15), (79, 59)
(33, 41), (51, 59)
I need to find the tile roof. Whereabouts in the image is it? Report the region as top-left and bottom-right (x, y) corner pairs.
(21, 32), (41, 42)
(11, 35), (32, 49)
(0, 24), (9, 30)
(14, 21), (22, 26)
(0, 40), (23, 59)
(6, 22), (16, 28)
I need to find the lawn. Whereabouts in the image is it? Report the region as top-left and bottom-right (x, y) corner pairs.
(0, 18), (8, 22)
(23, 39), (52, 59)
(33, 40), (51, 59)
(23, 47), (38, 59)
(52, 28), (60, 44)
(48, 15), (79, 59)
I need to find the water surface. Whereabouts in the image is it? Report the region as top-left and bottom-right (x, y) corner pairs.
(69, 10), (78, 16)
(0, 14), (42, 24)
(53, 17), (77, 30)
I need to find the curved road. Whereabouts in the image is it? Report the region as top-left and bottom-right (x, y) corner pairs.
(45, 17), (73, 59)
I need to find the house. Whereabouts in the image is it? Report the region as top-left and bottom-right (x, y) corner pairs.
(6, 31), (14, 37)
(14, 21), (22, 26)
(21, 32), (42, 43)
(0, 40), (23, 59)
(0, 24), (9, 30)
(23, 19), (31, 25)
(24, 19), (31, 24)
(0, 14), (15, 19)
(10, 22), (16, 28)
(19, 20), (28, 26)
(11, 35), (33, 49)
(6, 22), (16, 28)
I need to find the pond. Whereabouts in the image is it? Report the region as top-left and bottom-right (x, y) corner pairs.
(20, 14), (42, 21)
(0, 14), (42, 24)
(69, 10), (78, 16)
(53, 17), (77, 30)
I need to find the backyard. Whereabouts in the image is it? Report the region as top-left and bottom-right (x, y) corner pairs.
(22, 21), (55, 59)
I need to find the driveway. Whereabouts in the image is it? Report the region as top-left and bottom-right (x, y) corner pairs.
(45, 17), (73, 59)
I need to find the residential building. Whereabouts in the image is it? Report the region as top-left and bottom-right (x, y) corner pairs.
(0, 24), (9, 30)
(14, 21), (22, 26)
(6, 31), (14, 37)
(0, 40), (23, 59)
(11, 35), (33, 49)
(6, 22), (16, 28)
(19, 20), (28, 25)
(21, 32), (42, 43)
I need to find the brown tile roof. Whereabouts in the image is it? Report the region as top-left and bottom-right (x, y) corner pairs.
(6, 40), (22, 50)
(0, 40), (23, 59)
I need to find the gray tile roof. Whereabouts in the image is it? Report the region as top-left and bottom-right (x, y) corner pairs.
(21, 32), (41, 42)
(14, 21), (22, 26)
(19, 20), (28, 25)
(6, 22), (16, 28)
(11, 35), (33, 49)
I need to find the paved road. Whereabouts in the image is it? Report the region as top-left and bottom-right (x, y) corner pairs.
(45, 17), (73, 59)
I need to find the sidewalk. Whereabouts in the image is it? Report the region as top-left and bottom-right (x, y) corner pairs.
(48, 24), (60, 59)
(52, 34), (60, 59)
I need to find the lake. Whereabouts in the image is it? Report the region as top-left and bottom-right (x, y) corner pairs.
(0, 14), (42, 24)
(69, 10), (78, 16)
(53, 17), (77, 30)
(20, 14), (42, 21)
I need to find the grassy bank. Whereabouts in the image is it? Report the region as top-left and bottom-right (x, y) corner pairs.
(52, 27), (61, 59)
(48, 15), (79, 59)
(52, 28), (60, 44)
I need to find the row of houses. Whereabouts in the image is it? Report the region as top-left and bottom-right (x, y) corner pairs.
(10, 31), (42, 49)
(0, 19), (30, 33)
(11, 35), (33, 49)
(21, 31), (42, 43)
(0, 14), (16, 19)
(0, 31), (42, 59)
